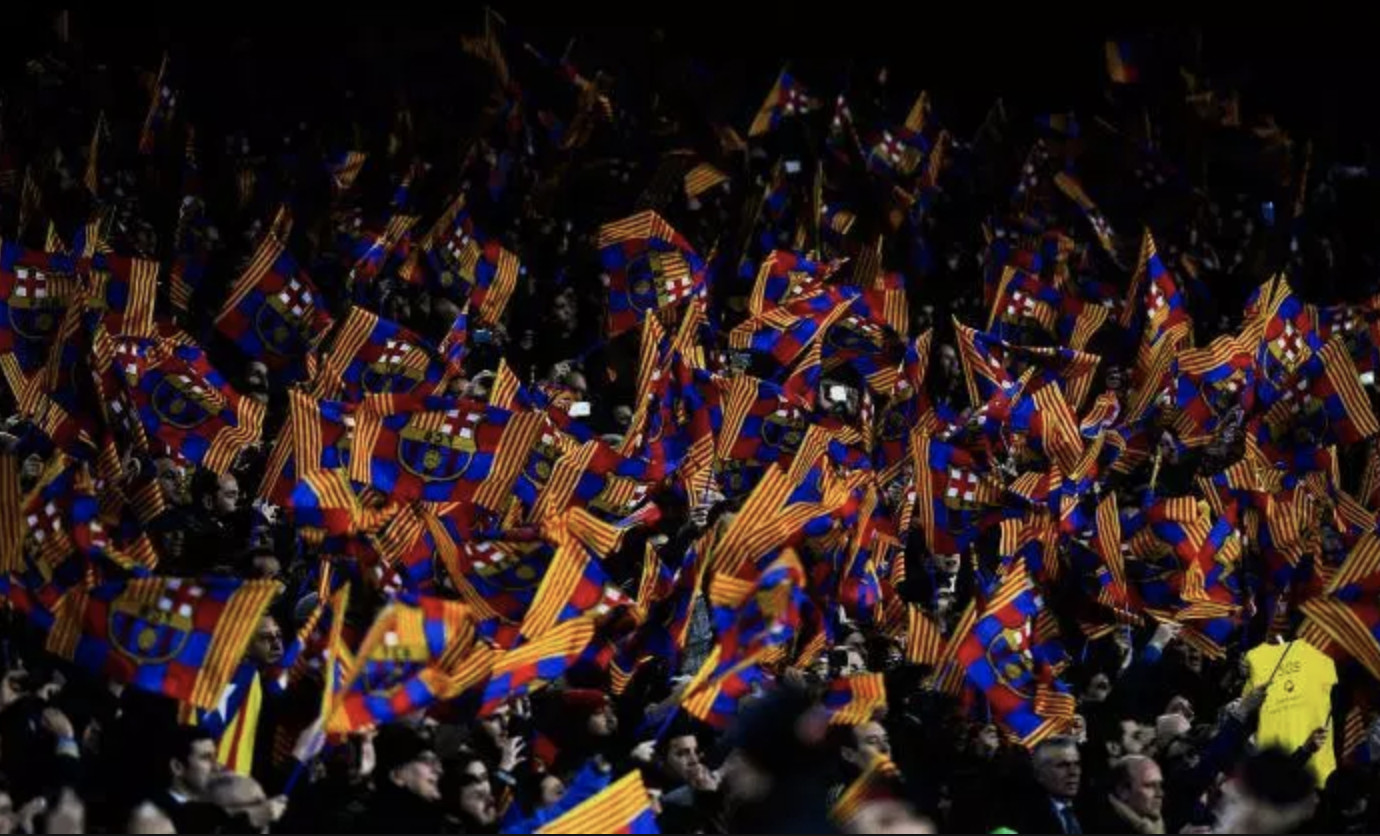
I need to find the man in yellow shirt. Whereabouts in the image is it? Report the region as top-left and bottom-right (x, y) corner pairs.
(1242, 638), (1336, 787)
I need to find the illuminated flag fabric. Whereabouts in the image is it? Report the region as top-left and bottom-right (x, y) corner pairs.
(599, 210), (707, 337)
(46, 576), (279, 710)
(316, 306), (448, 402)
(1105, 39), (1139, 84)
(534, 770), (660, 835)
(349, 397), (544, 508)
(215, 231), (333, 380)
(822, 673), (887, 725)
(110, 337), (265, 476)
(138, 53), (178, 155)
(0, 243), (81, 375)
(419, 200), (520, 326)
(328, 595), (477, 732)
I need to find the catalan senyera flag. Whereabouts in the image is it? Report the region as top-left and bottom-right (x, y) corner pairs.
(47, 576), (279, 710)
(599, 210), (707, 337)
(534, 770), (660, 835)
(110, 336), (265, 476)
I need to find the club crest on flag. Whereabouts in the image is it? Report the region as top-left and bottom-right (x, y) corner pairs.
(151, 373), (222, 430)
(8, 265), (64, 340)
(827, 314), (886, 353)
(109, 595), (194, 664)
(360, 633), (430, 692)
(255, 278), (316, 356)
(361, 340), (428, 394)
(877, 404), (910, 442)
(398, 410), (481, 482)
(761, 408), (806, 452)
(469, 543), (544, 592)
(717, 459), (754, 496)
(1206, 369), (1249, 418)
(1267, 320), (1310, 375)
(942, 467), (982, 510)
(987, 623), (1036, 697)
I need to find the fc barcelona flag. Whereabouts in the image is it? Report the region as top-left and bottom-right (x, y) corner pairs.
(748, 67), (820, 138)
(257, 390), (356, 507)
(349, 397), (544, 508)
(599, 210), (707, 337)
(46, 576), (279, 710)
(316, 306), (448, 402)
(328, 595), (477, 732)
(954, 559), (1075, 747)
(214, 231), (333, 380)
(1, 242), (81, 375)
(822, 673), (887, 726)
(535, 770), (660, 835)
(420, 200), (520, 326)
(111, 337), (265, 476)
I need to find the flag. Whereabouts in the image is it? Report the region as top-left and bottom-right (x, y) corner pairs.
(349, 397), (544, 508)
(479, 617), (597, 715)
(110, 337), (265, 476)
(138, 53), (178, 155)
(954, 559), (1074, 747)
(0, 243), (80, 375)
(46, 576), (279, 710)
(830, 755), (903, 827)
(315, 306), (448, 402)
(214, 231), (333, 381)
(749, 68), (820, 137)
(419, 200), (520, 326)
(257, 391), (356, 507)
(1105, 40), (1139, 84)
(534, 770), (659, 835)
(328, 595), (477, 732)
(599, 211), (707, 337)
(326, 151), (368, 198)
(822, 673), (887, 725)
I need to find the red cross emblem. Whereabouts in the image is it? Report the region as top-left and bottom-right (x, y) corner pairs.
(1148, 283), (1167, 317)
(26, 501), (64, 545)
(379, 339), (413, 367)
(12, 265), (49, 301)
(1007, 290), (1038, 320)
(944, 467), (979, 506)
(878, 132), (904, 166)
(1271, 321), (1308, 371)
(782, 86), (807, 115)
(276, 277), (314, 319)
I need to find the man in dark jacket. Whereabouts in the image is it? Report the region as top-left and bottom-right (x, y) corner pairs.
(1007, 736), (1087, 835)
(354, 724), (446, 834)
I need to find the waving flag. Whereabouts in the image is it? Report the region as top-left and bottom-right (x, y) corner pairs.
(316, 306), (448, 401)
(420, 200), (521, 326)
(822, 673), (887, 725)
(748, 67), (819, 137)
(535, 770), (660, 835)
(955, 559), (1075, 746)
(215, 231), (333, 380)
(349, 397), (544, 508)
(111, 337), (265, 476)
(480, 617), (597, 715)
(47, 576), (278, 710)
(1, 244), (81, 375)
(138, 53), (178, 155)
(328, 595), (477, 732)
(599, 210), (707, 337)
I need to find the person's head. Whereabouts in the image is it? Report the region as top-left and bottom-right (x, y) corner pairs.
(0, 777), (13, 835)
(168, 727), (219, 799)
(1177, 641), (1204, 674)
(538, 773), (566, 808)
(1109, 718), (1155, 759)
(840, 721), (891, 770)
(1082, 672), (1113, 704)
(448, 756), (496, 827)
(971, 723), (1001, 759)
(1033, 736), (1082, 801)
(247, 614), (284, 667)
(126, 801), (176, 835)
(375, 725), (442, 802)
(206, 773), (279, 832)
(1214, 748), (1317, 834)
(244, 361), (270, 404)
(612, 404), (634, 431)
(477, 703), (510, 746)
(937, 344), (960, 381)
(249, 551), (281, 581)
(1112, 755), (1164, 820)
(845, 799), (937, 835)
(659, 733), (703, 786)
(154, 458), (188, 506)
(192, 470), (240, 517)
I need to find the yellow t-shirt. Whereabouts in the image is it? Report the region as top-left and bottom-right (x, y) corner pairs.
(1243, 638), (1336, 786)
